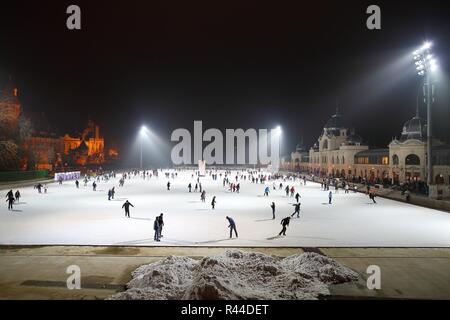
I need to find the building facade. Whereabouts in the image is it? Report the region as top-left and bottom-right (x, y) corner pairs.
(286, 108), (450, 187)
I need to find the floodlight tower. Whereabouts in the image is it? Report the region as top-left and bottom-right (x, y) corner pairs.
(412, 41), (437, 191)
(140, 126), (147, 170)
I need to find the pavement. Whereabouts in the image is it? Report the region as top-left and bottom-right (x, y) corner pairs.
(0, 245), (449, 300)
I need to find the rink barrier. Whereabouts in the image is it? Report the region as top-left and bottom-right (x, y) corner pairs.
(0, 170), (49, 182)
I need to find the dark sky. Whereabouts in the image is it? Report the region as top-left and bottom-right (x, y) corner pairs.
(1, 0), (449, 166)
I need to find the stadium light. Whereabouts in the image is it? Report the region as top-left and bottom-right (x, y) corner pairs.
(411, 41), (438, 191)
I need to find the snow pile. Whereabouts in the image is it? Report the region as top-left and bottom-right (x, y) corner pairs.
(109, 250), (358, 300)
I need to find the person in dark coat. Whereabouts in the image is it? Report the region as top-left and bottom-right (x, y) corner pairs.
(122, 200), (134, 218)
(211, 196), (216, 209)
(291, 203), (301, 218)
(167, 181), (171, 190)
(328, 191), (332, 204)
(111, 187), (115, 199)
(6, 190), (13, 200)
(157, 213), (164, 237)
(279, 217), (291, 236)
(75, 180), (79, 188)
(226, 216), (238, 239)
(108, 189), (112, 201)
(92, 182), (97, 191)
(6, 193), (14, 211)
(15, 190), (21, 203)
(153, 217), (160, 241)
(188, 183), (192, 192)
(295, 192), (301, 203)
(270, 202), (276, 219)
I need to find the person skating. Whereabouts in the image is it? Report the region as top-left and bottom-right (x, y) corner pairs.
(111, 187), (115, 199)
(270, 202), (276, 219)
(328, 191), (333, 204)
(92, 181), (97, 191)
(201, 190), (206, 202)
(369, 191), (377, 204)
(6, 193), (14, 211)
(291, 203), (301, 218)
(295, 192), (301, 203)
(157, 213), (164, 237)
(188, 183), (192, 192)
(226, 216), (238, 239)
(75, 180), (79, 188)
(167, 181), (171, 190)
(15, 190), (21, 203)
(153, 216), (160, 241)
(211, 196), (216, 209)
(108, 189), (112, 201)
(264, 186), (270, 196)
(6, 190), (13, 200)
(122, 200), (134, 218)
(285, 185), (289, 197)
(279, 217), (290, 236)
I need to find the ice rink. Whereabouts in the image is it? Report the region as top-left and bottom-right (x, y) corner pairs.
(1, 170), (450, 247)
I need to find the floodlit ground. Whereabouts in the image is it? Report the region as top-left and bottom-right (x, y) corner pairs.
(1, 170), (450, 247)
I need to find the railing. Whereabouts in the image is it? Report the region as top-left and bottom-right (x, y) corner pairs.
(0, 170), (49, 182)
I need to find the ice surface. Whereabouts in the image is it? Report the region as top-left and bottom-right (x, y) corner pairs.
(1, 170), (450, 247)
(108, 249), (359, 300)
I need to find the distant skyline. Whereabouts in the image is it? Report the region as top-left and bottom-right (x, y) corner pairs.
(1, 0), (449, 166)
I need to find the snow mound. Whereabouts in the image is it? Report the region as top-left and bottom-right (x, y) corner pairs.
(109, 250), (359, 300)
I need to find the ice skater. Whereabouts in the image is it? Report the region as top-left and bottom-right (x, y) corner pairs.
(279, 217), (290, 236)
(15, 190), (21, 203)
(270, 202), (276, 219)
(226, 216), (238, 239)
(108, 189), (112, 200)
(158, 213), (164, 237)
(291, 203), (301, 218)
(75, 180), (79, 188)
(153, 216), (160, 241)
(188, 183), (192, 192)
(111, 187), (115, 199)
(122, 200), (134, 218)
(92, 181), (97, 191)
(264, 186), (270, 196)
(6, 192), (14, 211)
(328, 191), (333, 204)
(167, 181), (171, 190)
(369, 191), (377, 204)
(211, 196), (216, 209)
(201, 190), (206, 202)
(295, 192), (301, 203)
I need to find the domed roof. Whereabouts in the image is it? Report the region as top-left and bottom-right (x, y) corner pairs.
(324, 112), (345, 129)
(400, 115), (426, 141)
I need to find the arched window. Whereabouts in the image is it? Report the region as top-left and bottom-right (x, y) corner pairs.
(405, 154), (420, 166)
(322, 140), (328, 150)
(392, 154), (399, 165)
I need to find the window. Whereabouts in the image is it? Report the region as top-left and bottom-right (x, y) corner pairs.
(382, 156), (389, 165)
(405, 154), (420, 166)
(392, 154), (399, 165)
(322, 140), (328, 150)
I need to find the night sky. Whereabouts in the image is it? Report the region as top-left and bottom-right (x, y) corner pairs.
(1, 0), (449, 166)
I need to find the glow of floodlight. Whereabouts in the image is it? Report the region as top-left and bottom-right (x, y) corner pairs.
(421, 41), (432, 50)
(140, 126), (147, 135)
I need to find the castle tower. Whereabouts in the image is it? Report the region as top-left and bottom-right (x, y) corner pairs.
(0, 77), (21, 136)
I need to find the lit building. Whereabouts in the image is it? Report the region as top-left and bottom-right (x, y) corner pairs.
(288, 108), (450, 188)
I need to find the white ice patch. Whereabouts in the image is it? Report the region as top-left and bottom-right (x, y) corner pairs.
(108, 250), (359, 300)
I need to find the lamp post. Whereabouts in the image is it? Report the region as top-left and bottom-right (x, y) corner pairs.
(276, 126), (282, 172)
(140, 126), (147, 170)
(412, 41), (437, 193)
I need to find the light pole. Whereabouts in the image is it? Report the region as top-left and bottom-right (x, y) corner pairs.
(412, 41), (437, 192)
(140, 126), (147, 170)
(276, 126), (282, 172)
